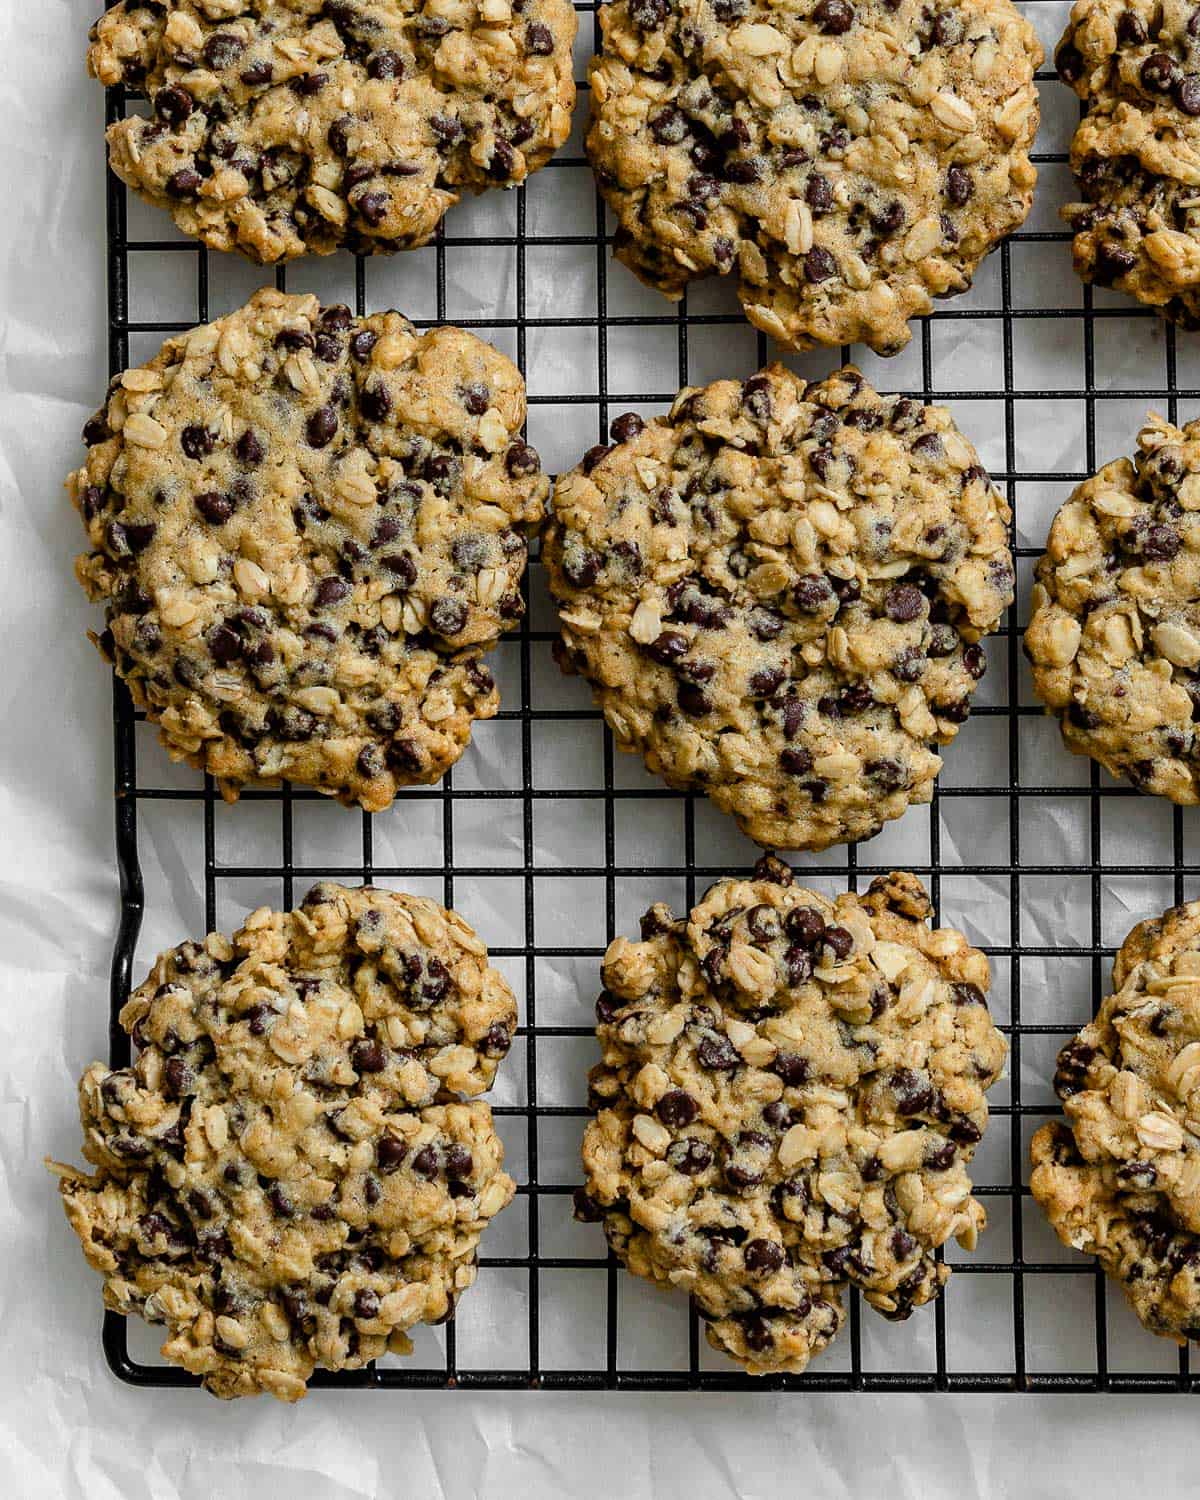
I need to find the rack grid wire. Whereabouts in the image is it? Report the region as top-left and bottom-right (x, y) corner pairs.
(94, 0), (1200, 1394)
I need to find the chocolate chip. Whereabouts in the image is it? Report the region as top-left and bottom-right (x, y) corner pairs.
(780, 747), (813, 776)
(806, 173), (834, 214)
(347, 330), (377, 365)
(155, 86), (193, 127)
(356, 190), (391, 226)
(83, 415), (111, 447)
(327, 116), (354, 156)
(657, 1089), (699, 1127)
(892, 1067), (933, 1116)
(823, 925), (854, 960)
(163, 1057), (192, 1097)
(773, 1051), (809, 1087)
(629, 0), (669, 29)
(563, 546), (602, 588)
(430, 597), (468, 635)
(240, 58), (273, 85)
(1095, 240), (1137, 283)
(203, 32), (244, 69)
(573, 1187), (605, 1222)
(315, 576), (349, 607)
(361, 383), (391, 422)
(677, 682), (711, 716)
(794, 573), (834, 611)
(748, 665), (785, 697)
(640, 630), (684, 668)
(891, 1228), (916, 1261)
(1143, 524), (1181, 561)
(744, 1238), (784, 1273)
(1108, 11), (1145, 46)
(267, 1184), (294, 1218)
(725, 1162), (763, 1190)
(805, 246), (837, 282)
(444, 1145), (473, 1180)
(931, 10), (963, 45)
(723, 158), (760, 186)
(195, 491), (233, 524)
(355, 1289), (381, 1319)
(206, 624), (241, 666)
(1067, 700), (1100, 731)
(168, 167), (202, 196)
(784, 945), (813, 986)
(667, 1139), (713, 1175)
(304, 406), (338, 448)
(581, 444), (612, 474)
(945, 166), (973, 206)
(430, 114), (464, 149)
(368, 49), (404, 79)
(487, 136), (516, 179)
(452, 381), (488, 418)
(526, 21), (554, 53)
(387, 737), (423, 774)
(872, 200), (906, 235)
(813, 0), (855, 34)
(504, 441), (540, 479)
(885, 583), (924, 622)
(381, 552), (417, 587)
(866, 757), (907, 792)
(233, 429), (264, 467)
(784, 905), (825, 945)
(1056, 43), (1083, 84)
(181, 425), (214, 460)
(1142, 52), (1182, 93)
(351, 1039), (386, 1074)
(741, 373), (772, 423)
(412, 1145), (439, 1179)
(962, 643), (986, 679)
(469, 1020), (508, 1062)
(610, 411), (644, 444)
(746, 904), (780, 943)
(697, 1035), (739, 1070)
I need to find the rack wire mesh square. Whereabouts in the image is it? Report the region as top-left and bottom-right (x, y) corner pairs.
(95, 0), (1200, 1393)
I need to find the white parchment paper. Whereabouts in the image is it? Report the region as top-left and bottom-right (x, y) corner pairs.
(5, 2), (1200, 1495)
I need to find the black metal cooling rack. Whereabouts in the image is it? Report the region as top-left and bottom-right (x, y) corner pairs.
(96, 1), (1200, 1393)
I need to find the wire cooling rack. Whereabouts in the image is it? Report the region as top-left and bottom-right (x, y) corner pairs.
(95, 1), (1200, 1393)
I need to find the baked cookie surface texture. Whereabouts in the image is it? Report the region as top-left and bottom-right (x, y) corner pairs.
(69, 288), (548, 808)
(544, 364), (1014, 851)
(1025, 414), (1200, 802)
(51, 883), (517, 1400)
(1032, 899), (1200, 1346)
(577, 860), (1006, 1375)
(88, 0), (577, 262)
(587, 0), (1041, 353)
(1058, 0), (1200, 325)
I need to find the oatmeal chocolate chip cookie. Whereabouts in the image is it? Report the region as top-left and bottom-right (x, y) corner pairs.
(544, 364), (1013, 851)
(586, 0), (1040, 355)
(1057, 0), (1200, 326)
(48, 883), (517, 1401)
(1025, 414), (1200, 801)
(88, 0), (576, 263)
(69, 288), (548, 808)
(576, 859), (1005, 1376)
(1031, 899), (1200, 1346)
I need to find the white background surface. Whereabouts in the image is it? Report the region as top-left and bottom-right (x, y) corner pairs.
(5, 2), (1200, 1495)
